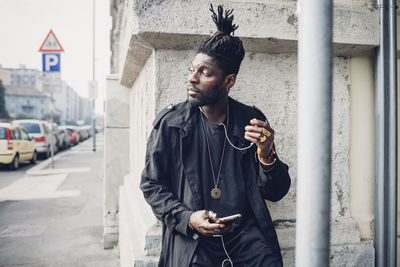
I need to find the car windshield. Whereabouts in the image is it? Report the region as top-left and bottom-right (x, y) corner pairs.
(19, 123), (41, 133)
(0, 127), (6, 139)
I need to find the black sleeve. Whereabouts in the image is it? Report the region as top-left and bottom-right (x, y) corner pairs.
(251, 106), (291, 201)
(256, 152), (291, 202)
(139, 121), (193, 237)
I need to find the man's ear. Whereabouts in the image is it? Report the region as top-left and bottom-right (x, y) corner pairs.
(224, 74), (236, 93)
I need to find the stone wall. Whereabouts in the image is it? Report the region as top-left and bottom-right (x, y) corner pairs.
(103, 74), (131, 248)
(106, 0), (380, 266)
(119, 51), (159, 267)
(133, 48), (373, 266)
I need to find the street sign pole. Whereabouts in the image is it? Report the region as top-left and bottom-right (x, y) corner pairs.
(92, 99), (96, 152)
(39, 29), (64, 168)
(50, 92), (54, 168)
(92, 0), (96, 152)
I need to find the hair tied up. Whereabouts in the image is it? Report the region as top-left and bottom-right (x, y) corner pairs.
(210, 4), (239, 36)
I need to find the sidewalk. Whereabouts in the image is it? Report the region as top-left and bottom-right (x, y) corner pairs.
(0, 134), (118, 267)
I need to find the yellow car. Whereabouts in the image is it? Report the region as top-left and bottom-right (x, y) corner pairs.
(0, 123), (37, 170)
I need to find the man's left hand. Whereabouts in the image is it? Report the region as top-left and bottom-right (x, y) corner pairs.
(244, 119), (274, 159)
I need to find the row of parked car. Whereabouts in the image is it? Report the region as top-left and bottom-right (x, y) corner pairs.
(0, 119), (94, 170)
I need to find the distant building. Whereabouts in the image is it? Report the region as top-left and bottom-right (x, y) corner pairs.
(53, 81), (80, 124)
(0, 65), (91, 124)
(79, 97), (92, 124)
(4, 85), (51, 119)
(0, 64), (43, 89)
(1, 65), (50, 119)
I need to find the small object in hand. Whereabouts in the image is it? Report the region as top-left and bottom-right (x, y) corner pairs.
(260, 135), (267, 143)
(216, 214), (242, 225)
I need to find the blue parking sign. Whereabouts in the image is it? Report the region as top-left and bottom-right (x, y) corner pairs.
(42, 53), (60, 72)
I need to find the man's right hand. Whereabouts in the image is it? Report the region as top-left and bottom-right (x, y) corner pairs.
(189, 210), (232, 236)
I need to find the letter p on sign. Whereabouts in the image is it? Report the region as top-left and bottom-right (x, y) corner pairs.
(42, 53), (60, 72)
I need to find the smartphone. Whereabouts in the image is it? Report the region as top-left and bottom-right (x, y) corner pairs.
(216, 214), (242, 224)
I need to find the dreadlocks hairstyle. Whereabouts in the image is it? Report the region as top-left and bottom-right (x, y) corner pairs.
(197, 4), (245, 76)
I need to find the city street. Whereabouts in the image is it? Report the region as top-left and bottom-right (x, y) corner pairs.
(0, 133), (118, 267)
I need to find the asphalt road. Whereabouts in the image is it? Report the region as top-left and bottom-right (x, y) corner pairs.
(0, 134), (118, 267)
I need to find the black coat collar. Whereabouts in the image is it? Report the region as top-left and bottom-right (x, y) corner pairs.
(167, 97), (253, 145)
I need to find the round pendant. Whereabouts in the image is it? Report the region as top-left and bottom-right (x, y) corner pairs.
(211, 188), (222, 199)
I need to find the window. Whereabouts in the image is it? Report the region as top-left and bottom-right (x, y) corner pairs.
(0, 128), (7, 140)
(10, 129), (16, 139)
(19, 123), (40, 133)
(21, 129), (29, 140)
(14, 128), (22, 140)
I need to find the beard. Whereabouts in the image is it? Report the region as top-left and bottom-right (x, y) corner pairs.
(187, 85), (224, 107)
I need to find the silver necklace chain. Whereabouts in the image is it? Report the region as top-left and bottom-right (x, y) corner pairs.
(199, 105), (229, 192)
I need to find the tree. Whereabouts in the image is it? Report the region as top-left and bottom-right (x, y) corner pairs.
(0, 80), (9, 120)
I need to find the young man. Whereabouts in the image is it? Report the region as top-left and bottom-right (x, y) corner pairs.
(140, 4), (291, 267)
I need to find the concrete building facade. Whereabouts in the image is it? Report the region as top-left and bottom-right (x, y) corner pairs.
(104, 0), (399, 266)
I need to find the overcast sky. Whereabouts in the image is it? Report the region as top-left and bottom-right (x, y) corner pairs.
(0, 0), (111, 114)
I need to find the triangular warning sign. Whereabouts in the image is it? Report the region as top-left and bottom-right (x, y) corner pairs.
(39, 30), (64, 52)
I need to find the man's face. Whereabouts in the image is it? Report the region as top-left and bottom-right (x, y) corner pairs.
(187, 53), (226, 107)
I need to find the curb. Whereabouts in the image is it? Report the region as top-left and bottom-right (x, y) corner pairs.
(25, 153), (64, 176)
(25, 135), (102, 176)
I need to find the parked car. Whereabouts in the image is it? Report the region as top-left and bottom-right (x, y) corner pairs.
(77, 127), (89, 141)
(0, 123), (37, 170)
(58, 128), (71, 149)
(13, 119), (54, 159)
(59, 126), (79, 145)
(82, 125), (93, 138)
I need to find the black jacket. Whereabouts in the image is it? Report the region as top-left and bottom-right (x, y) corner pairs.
(140, 97), (291, 267)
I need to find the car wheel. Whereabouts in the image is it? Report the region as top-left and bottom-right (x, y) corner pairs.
(30, 151), (37, 164)
(9, 154), (19, 170)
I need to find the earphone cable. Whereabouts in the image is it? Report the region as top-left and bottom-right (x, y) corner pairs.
(199, 106), (254, 151)
(213, 235), (234, 267)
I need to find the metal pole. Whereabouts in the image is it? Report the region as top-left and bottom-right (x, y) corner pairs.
(375, 1), (388, 266)
(92, 0), (96, 152)
(374, 46), (387, 267)
(296, 0), (333, 266)
(387, 0), (397, 266)
(50, 92), (54, 168)
(375, 46), (387, 267)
